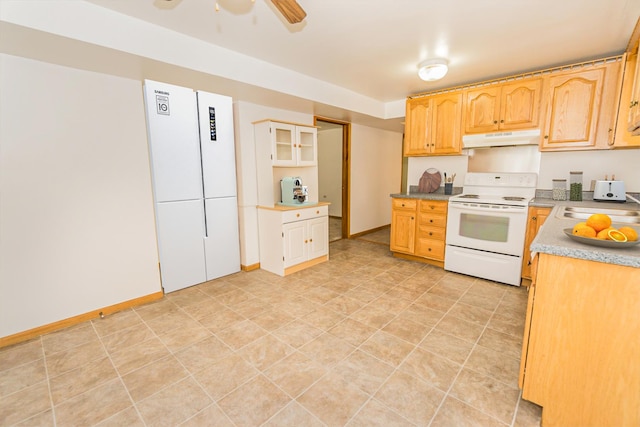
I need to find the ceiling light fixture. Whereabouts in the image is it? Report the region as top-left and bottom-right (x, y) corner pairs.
(418, 59), (449, 81)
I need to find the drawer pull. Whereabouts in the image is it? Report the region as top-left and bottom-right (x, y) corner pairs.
(316, 210), (320, 214)
(304, 239), (308, 243)
(296, 213), (300, 217)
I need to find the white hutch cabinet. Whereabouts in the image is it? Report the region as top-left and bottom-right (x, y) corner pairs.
(253, 120), (329, 276)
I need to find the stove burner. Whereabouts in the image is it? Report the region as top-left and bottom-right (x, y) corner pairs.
(503, 196), (526, 201)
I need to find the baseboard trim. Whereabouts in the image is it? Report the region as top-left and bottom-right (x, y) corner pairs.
(392, 252), (444, 268)
(349, 224), (390, 239)
(284, 255), (328, 275)
(0, 291), (164, 349)
(241, 263), (261, 272)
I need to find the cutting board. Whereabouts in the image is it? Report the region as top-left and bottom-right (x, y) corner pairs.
(418, 168), (442, 193)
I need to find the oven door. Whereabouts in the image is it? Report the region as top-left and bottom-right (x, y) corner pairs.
(445, 201), (528, 256)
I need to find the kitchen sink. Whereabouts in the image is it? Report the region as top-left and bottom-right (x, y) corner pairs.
(556, 206), (640, 224)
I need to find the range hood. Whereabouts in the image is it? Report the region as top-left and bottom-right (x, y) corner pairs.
(462, 129), (541, 148)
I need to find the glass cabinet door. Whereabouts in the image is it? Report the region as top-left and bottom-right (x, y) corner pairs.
(271, 123), (296, 166)
(296, 126), (317, 166)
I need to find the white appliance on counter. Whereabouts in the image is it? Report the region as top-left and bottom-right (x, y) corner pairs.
(444, 172), (537, 286)
(143, 80), (240, 293)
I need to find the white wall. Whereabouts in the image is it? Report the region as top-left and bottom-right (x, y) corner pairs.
(318, 127), (343, 217)
(407, 148), (640, 192)
(350, 124), (404, 234)
(0, 54), (161, 338)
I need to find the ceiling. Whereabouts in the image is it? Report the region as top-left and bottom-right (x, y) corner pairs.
(85, 0), (640, 101)
(2, 1), (640, 131)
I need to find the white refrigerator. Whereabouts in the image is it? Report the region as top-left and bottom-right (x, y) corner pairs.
(143, 80), (240, 293)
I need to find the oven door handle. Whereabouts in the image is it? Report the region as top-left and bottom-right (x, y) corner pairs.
(449, 204), (526, 214)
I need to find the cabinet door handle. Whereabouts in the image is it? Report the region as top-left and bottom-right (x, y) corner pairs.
(500, 119), (504, 123)
(411, 217), (414, 220)
(532, 216), (537, 221)
(429, 232), (433, 236)
(304, 239), (308, 243)
(401, 203), (405, 207)
(631, 100), (639, 108)
(544, 135), (549, 139)
(309, 238), (313, 242)
(429, 219), (433, 223)
(493, 120), (498, 124)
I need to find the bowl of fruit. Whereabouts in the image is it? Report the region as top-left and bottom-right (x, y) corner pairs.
(564, 213), (640, 248)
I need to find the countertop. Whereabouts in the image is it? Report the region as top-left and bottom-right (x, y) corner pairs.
(531, 199), (640, 268)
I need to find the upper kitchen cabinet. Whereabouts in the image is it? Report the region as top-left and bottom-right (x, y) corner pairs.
(464, 78), (542, 134)
(539, 59), (623, 151)
(265, 121), (317, 167)
(404, 92), (463, 156)
(612, 19), (640, 147)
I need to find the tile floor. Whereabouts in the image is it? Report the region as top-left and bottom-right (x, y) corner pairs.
(0, 239), (542, 426)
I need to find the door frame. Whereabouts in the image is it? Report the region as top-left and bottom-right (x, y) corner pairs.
(314, 116), (351, 239)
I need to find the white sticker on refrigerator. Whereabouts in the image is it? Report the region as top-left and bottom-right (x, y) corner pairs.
(156, 95), (170, 116)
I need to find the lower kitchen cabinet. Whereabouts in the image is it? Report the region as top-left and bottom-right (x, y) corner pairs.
(390, 198), (447, 267)
(521, 206), (551, 279)
(519, 253), (640, 427)
(257, 204), (328, 276)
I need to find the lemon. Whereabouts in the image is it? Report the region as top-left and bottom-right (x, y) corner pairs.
(618, 226), (638, 242)
(607, 229), (628, 242)
(586, 214), (612, 232)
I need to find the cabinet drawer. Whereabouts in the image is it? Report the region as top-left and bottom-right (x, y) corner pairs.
(418, 212), (447, 228)
(417, 225), (445, 240)
(282, 205), (328, 224)
(419, 200), (447, 214)
(392, 198), (417, 210)
(415, 238), (445, 260)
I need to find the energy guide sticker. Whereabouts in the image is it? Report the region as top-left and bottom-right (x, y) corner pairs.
(156, 95), (170, 116)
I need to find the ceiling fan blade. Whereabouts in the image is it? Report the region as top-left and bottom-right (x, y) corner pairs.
(269, 0), (307, 24)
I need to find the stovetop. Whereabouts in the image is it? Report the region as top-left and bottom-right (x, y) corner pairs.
(448, 172), (538, 207)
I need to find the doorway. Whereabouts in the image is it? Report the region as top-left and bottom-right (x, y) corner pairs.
(314, 117), (350, 241)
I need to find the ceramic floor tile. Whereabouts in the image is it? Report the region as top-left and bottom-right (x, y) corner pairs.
(94, 406), (145, 427)
(49, 356), (118, 405)
(41, 324), (99, 356)
(262, 401), (326, 427)
(465, 345), (521, 389)
(174, 335), (233, 374)
(217, 374), (290, 426)
(264, 351), (327, 398)
(359, 331), (415, 367)
(0, 381), (51, 426)
(137, 377), (212, 427)
(331, 349), (394, 395)
(450, 368), (520, 424)
(327, 318), (376, 347)
(430, 396), (507, 427)
(237, 334), (295, 371)
(0, 358), (46, 397)
(477, 328), (523, 360)
(121, 355), (189, 402)
(0, 339), (43, 373)
(45, 339), (107, 377)
(91, 309), (144, 337)
(420, 329), (475, 365)
(297, 371), (371, 427)
(345, 398), (416, 426)
(193, 353), (259, 401)
(53, 378), (131, 427)
(374, 370), (445, 426)
(108, 336), (170, 376)
(399, 347), (462, 391)
(0, 240), (538, 427)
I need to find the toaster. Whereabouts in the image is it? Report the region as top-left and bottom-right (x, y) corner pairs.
(593, 180), (626, 202)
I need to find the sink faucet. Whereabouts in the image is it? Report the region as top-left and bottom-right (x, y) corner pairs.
(626, 193), (640, 205)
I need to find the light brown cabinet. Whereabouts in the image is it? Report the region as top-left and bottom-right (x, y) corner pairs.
(519, 253), (640, 426)
(390, 198), (447, 266)
(404, 92), (462, 156)
(628, 40), (640, 134)
(612, 27), (640, 147)
(390, 198), (417, 253)
(464, 78), (542, 134)
(520, 206), (551, 279)
(539, 60), (622, 151)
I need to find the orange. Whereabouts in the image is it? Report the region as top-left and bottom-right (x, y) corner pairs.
(586, 214), (612, 232)
(618, 226), (638, 242)
(573, 224), (596, 238)
(607, 229), (628, 242)
(596, 227), (615, 240)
